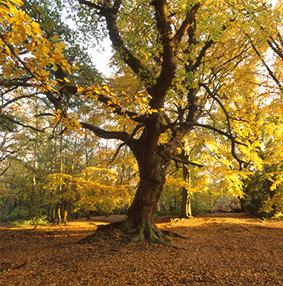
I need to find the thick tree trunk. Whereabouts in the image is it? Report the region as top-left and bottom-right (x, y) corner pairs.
(119, 142), (166, 242)
(120, 178), (165, 242)
(128, 178), (164, 227)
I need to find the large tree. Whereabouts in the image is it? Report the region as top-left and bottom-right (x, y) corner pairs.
(72, 0), (282, 242)
(1, 0), (282, 242)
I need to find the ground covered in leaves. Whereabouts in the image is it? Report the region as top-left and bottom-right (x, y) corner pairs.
(1, 213), (283, 285)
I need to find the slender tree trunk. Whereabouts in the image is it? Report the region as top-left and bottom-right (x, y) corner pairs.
(48, 193), (53, 222)
(86, 211), (91, 220)
(84, 131), (91, 221)
(180, 147), (193, 218)
(39, 187), (43, 217)
(52, 206), (56, 222)
(63, 202), (68, 224)
(28, 170), (36, 220)
(48, 138), (57, 221)
(84, 131), (89, 167)
(63, 134), (77, 224)
(181, 189), (192, 217)
(57, 132), (63, 225)
(181, 163), (192, 218)
(28, 108), (38, 220)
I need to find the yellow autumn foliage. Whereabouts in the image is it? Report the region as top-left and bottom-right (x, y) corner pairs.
(45, 167), (135, 215)
(0, 0), (73, 89)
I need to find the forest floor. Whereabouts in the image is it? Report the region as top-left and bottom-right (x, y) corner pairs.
(0, 213), (283, 285)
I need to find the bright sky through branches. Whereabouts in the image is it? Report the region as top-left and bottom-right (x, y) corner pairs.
(90, 0), (280, 78)
(91, 37), (114, 77)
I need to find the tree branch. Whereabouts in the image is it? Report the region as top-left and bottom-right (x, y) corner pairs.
(0, 162), (11, 177)
(184, 122), (248, 170)
(96, 92), (146, 123)
(173, 157), (203, 168)
(78, 0), (103, 10)
(1, 94), (38, 109)
(199, 83), (232, 133)
(173, 3), (201, 44)
(152, 0), (174, 44)
(191, 39), (214, 72)
(268, 37), (283, 61)
(0, 80), (32, 88)
(0, 113), (46, 133)
(80, 122), (135, 146)
(108, 142), (126, 165)
(78, 0), (152, 88)
(0, 34), (39, 79)
(105, 7), (151, 83)
(249, 39), (282, 89)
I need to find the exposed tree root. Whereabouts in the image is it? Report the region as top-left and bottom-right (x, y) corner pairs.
(77, 222), (122, 244)
(162, 230), (191, 240)
(78, 219), (189, 249)
(118, 218), (189, 249)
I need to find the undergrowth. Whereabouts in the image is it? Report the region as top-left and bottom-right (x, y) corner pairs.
(11, 216), (49, 227)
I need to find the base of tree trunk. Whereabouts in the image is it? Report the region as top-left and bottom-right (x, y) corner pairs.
(78, 218), (190, 247)
(119, 217), (164, 244)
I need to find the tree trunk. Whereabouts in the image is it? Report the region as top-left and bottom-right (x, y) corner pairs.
(47, 196), (53, 222)
(52, 206), (56, 222)
(63, 134), (77, 225)
(48, 138), (57, 222)
(28, 108), (38, 220)
(63, 204), (68, 224)
(57, 132), (63, 225)
(86, 211), (91, 220)
(57, 199), (62, 225)
(179, 147), (193, 218)
(158, 196), (166, 212)
(181, 163), (192, 218)
(181, 189), (192, 217)
(120, 178), (165, 242)
(119, 142), (166, 242)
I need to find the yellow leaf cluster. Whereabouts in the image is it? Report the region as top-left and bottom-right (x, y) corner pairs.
(51, 110), (82, 134)
(45, 166), (134, 215)
(0, 0), (74, 91)
(74, 167), (134, 214)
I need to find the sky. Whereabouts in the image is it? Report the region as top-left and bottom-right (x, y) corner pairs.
(91, 37), (114, 78)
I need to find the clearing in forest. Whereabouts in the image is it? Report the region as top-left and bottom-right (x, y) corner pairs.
(0, 213), (283, 285)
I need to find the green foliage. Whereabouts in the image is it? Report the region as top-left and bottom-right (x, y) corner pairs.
(155, 208), (180, 217)
(190, 195), (209, 215)
(11, 216), (49, 227)
(241, 164), (283, 218)
(0, 205), (28, 223)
